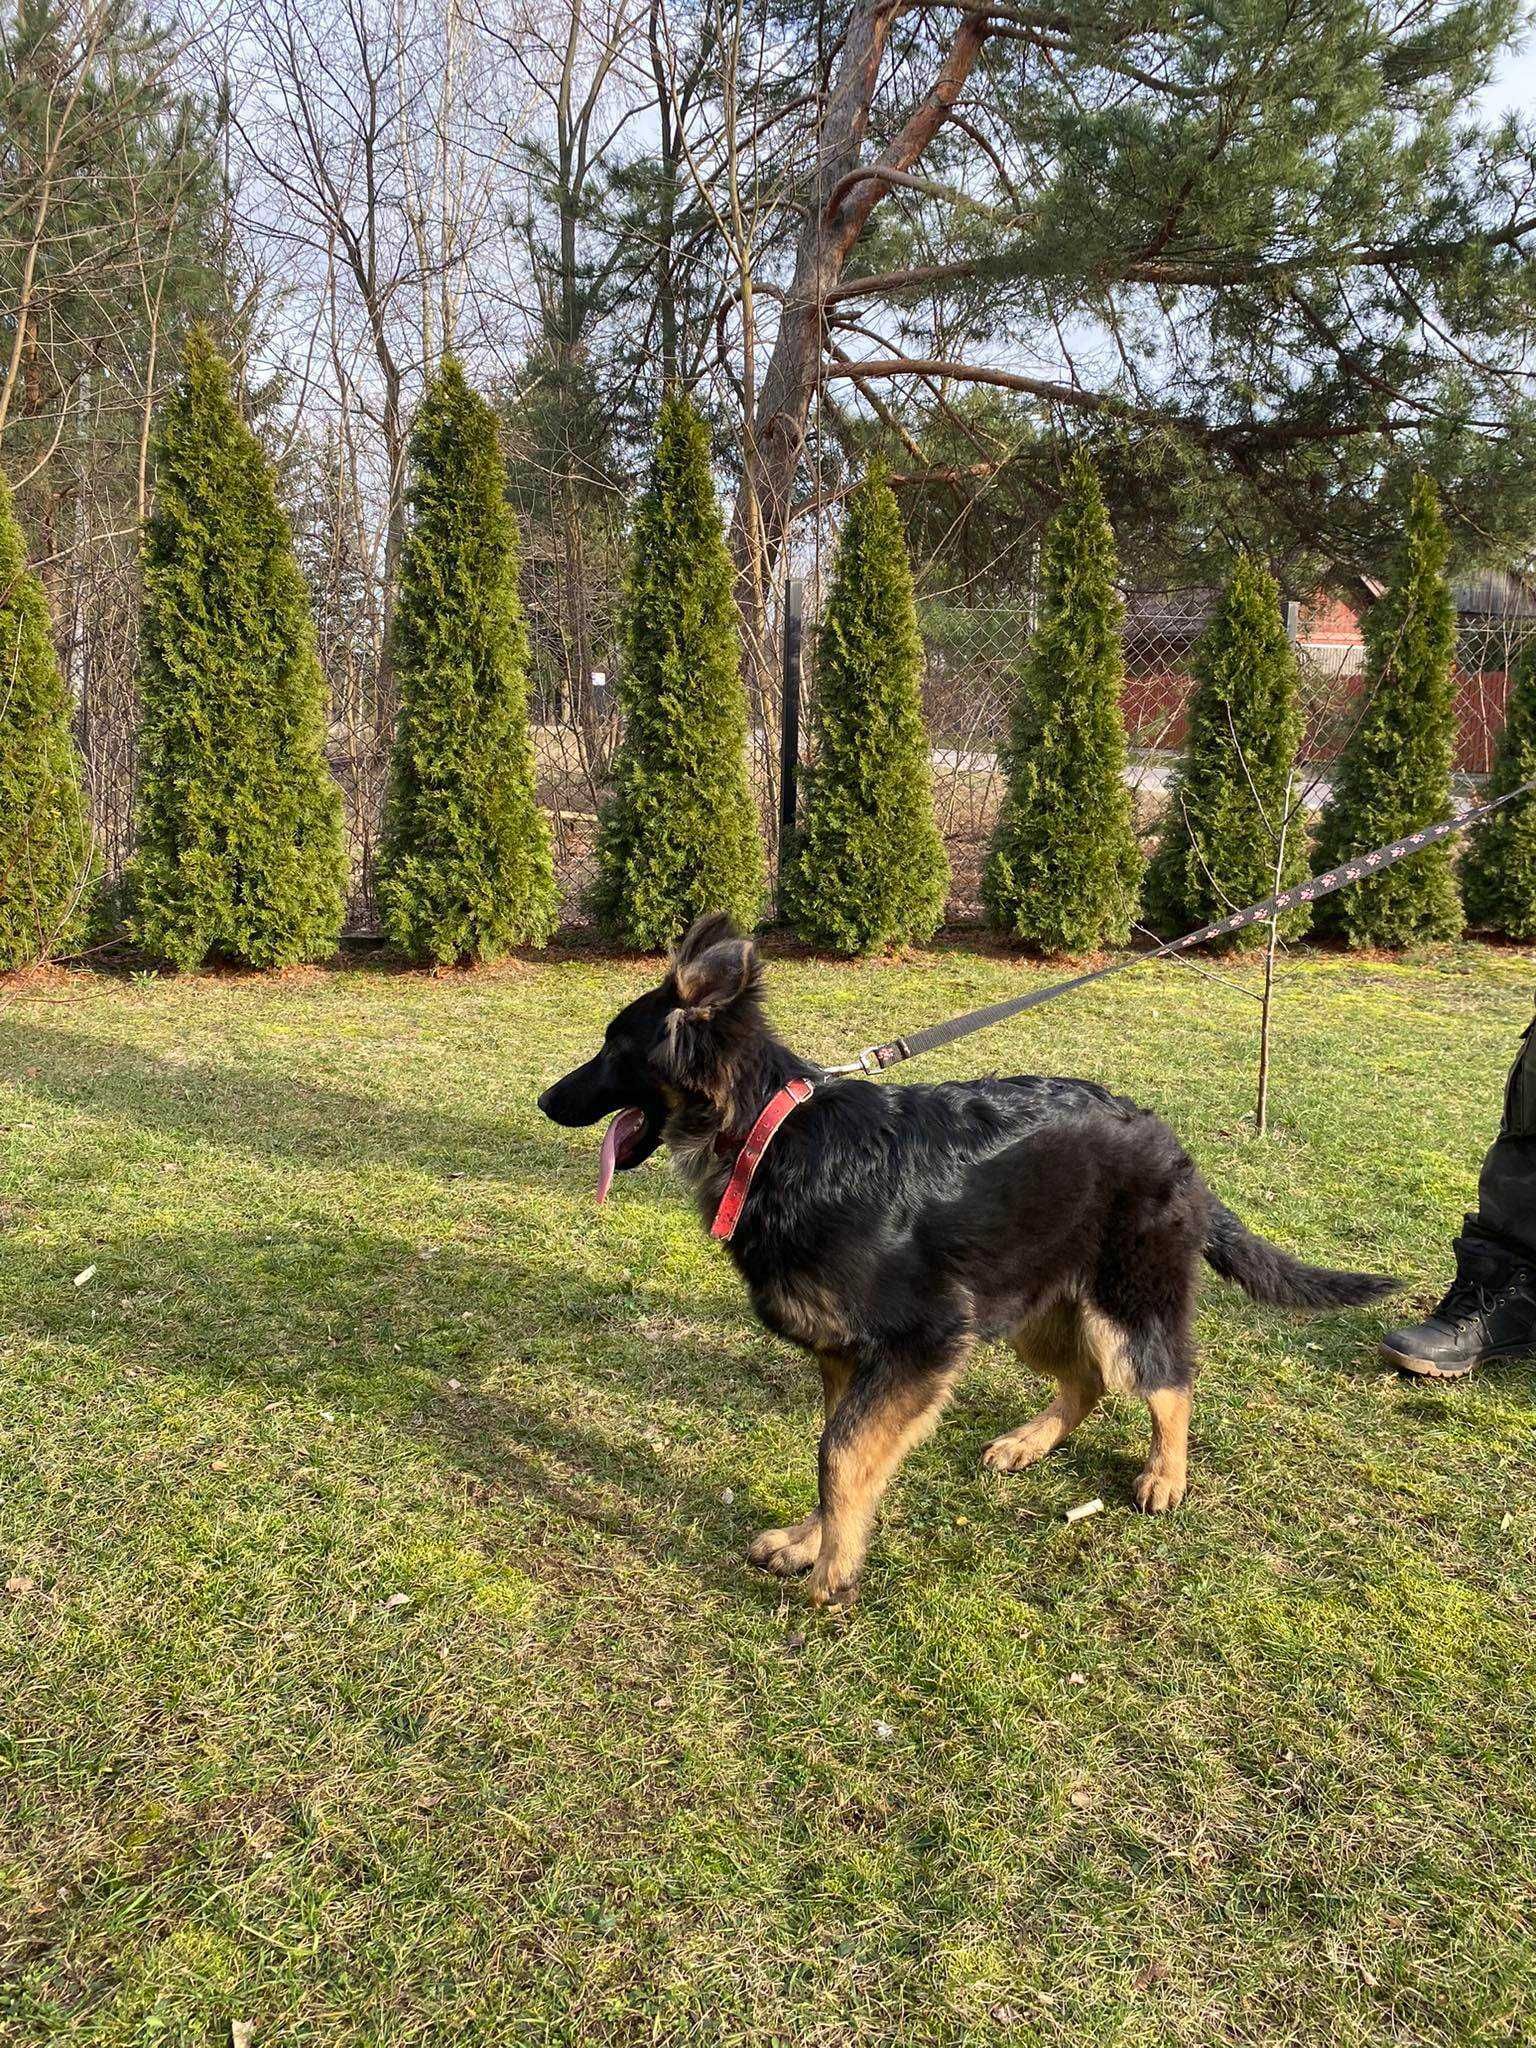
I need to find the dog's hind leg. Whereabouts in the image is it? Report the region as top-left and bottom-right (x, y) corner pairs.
(1088, 1174), (1200, 1513)
(806, 1350), (963, 1609)
(747, 1353), (853, 1577)
(1133, 1385), (1191, 1514)
(982, 1303), (1104, 1474)
(1102, 1267), (1196, 1514)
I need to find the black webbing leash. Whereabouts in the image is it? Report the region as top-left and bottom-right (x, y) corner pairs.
(826, 779), (1536, 1077)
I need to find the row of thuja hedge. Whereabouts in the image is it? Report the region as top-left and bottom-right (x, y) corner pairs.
(5, 328), (1536, 974)
(980, 458), (1536, 955)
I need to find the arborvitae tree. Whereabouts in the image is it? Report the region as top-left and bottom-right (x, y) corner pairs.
(983, 452), (1141, 951)
(1312, 474), (1463, 947)
(1462, 638), (1536, 939)
(127, 329), (345, 970)
(0, 470), (93, 968)
(591, 389), (764, 947)
(781, 468), (947, 952)
(1144, 555), (1310, 945)
(376, 360), (557, 963)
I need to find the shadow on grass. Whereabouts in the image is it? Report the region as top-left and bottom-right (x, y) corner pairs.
(0, 1017), (588, 1181)
(0, 1192), (1153, 1608)
(7, 1013), (1447, 1602)
(0, 1212), (827, 1602)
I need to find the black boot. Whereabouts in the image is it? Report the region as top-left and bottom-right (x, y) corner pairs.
(1380, 1235), (1536, 1379)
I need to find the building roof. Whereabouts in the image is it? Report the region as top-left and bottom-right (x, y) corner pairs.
(1124, 569), (1536, 644)
(1452, 571), (1536, 619)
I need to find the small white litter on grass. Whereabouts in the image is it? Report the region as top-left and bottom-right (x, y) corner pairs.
(383, 1592), (412, 1611)
(231, 2022), (255, 2048)
(72, 1265), (96, 1288)
(720, 1488), (734, 1505)
(1064, 1497), (1104, 1525)
(873, 1720), (896, 1743)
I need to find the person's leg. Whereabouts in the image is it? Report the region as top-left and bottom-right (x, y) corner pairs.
(1382, 1008), (1536, 1377)
(1467, 1011), (1536, 1265)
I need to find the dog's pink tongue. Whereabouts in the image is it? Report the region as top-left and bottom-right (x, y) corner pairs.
(596, 1107), (647, 1204)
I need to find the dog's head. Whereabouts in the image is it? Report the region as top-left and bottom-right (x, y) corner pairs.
(536, 913), (764, 1180)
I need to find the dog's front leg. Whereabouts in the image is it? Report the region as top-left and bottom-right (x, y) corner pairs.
(747, 1353), (852, 1577)
(806, 1354), (961, 1608)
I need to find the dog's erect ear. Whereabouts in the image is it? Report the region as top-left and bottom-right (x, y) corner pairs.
(671, 930), (758, 1019)
(661, 917), (761, 1093)
(673, 911), (738, 969)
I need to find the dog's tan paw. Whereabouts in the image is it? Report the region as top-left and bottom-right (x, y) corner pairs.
(747, 1514), (822, 1576)
(1132, 1468), (1187, 1514)
(982, 1427), (1055, 1474)
(805, 1558), (858, 1610)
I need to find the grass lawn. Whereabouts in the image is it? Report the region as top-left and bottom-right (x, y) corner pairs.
(2, 941), (1535, 2046)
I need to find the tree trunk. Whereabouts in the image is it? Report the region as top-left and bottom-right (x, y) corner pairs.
(728, 1), (988, 596)
(377, 361), (406, 728)
(650, 5), (679, 388)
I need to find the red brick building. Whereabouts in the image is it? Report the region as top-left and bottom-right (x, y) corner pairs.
(1122, 573), (1536, 772)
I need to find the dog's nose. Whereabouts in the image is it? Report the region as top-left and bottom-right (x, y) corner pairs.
(536, 1086), (553, 1115)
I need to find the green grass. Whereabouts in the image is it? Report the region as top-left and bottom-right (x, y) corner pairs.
(2, 942), (1534, 2046)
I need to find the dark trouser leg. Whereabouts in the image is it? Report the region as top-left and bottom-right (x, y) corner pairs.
(1466, 1011), (1536, 1265)
(1382, 1005), (1536, 1374)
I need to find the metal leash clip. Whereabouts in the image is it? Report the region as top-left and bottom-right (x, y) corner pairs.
(825, 1040), (908, 1077)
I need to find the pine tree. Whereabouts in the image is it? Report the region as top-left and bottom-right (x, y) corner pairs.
(1312, 474), (1463, 947)
(591, 389), (764, 947)
(0, 469), (93, 968)
(1462, 638), (1536, 939)
(1144, 555), (1309, 946)
(377, 360), (557, 963)
(781, 467), (947, 952)
(984, 452), (1141, 952)
(127, 328), (345, 970)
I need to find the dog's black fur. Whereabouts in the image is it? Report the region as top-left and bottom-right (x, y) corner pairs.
(539, 915), (1396, 1605)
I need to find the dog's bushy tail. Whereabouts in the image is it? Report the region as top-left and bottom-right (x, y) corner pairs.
(1204, 1196), (1397, 1310)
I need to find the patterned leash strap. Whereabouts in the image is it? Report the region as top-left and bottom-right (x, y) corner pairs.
(827, 778), (1536, 1077)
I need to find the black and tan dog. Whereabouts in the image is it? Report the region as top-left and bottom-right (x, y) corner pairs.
(539, 914), (1395, 1607)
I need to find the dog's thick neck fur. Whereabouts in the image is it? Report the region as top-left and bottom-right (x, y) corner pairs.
(662, 984), (818, 1208)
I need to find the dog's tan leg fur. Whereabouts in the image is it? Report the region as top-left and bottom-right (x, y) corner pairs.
(807, 1368), (958, 1608)
(983, 1303), (1107, 1474)
(747, 1353), (852, 1577)
(982, 1370), (1100, 1473)
(1133, 1385), (1190, 1513)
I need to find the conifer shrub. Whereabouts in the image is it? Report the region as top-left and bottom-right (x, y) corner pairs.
(0, 470), (93, 968)
(1143, 554), (1310, 945)
(1312, 474), (1463, 947)
(781, 466), (947, 952)
(983, 452), (1141, 952)
(591, 390), (764, 947)
(1462, 637), (1536, 939)
(376, 359), (557, 963)
(128, 328), (345, 970)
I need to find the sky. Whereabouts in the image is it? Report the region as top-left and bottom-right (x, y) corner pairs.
(1487, 29), (1536, 113)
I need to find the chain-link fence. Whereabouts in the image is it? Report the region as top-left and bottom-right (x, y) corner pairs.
(72, 537), (1533, 939)
(526, 570), (1536, 931)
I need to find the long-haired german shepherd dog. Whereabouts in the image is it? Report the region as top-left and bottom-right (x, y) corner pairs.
(539, 914), (1396, 1607)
